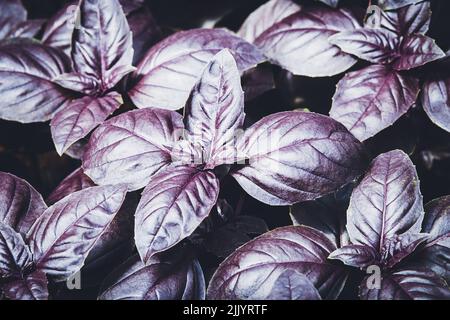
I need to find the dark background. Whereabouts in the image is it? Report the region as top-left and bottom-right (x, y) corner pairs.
(1, 0), (449, 299)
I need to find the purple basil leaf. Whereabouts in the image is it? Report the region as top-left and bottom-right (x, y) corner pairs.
(254, 7), (361, 77)
(135, 165), (219, 263)
(27, 184), (127, 281)
(99, 252), (205, 300)
(0, 0), (27, 40)
(82, 108), (184, 191)
(232, 111), (366, 205)
(410, 196), (450, 282)
(393, 34), (445, 71)
(0, 172), (47, 235)
(359, 268), (450, 300)
(51, 92), (123, 155)
(0, 223), (32, 278)
(378, 0), (425, 11)
(53, 72), (99, 95)
(422, 74), (450, 133)
(0, 42), (73, 123)
(41, 2), (77, 56)
(207, 226), (348, 300)
(346, 150), (424, 259)
(330, 64), (420, 141)
(381, 233), (429, 269)
(377, 1), (431, 35)
(290, 199), (349, 248)
(264, 269), (322, 300)
(72, 0), (135, 93)
(241, 63), (275, 101)
(328, 245), (378, 268)
(128, 28), (264, 110)
(46, 167), (95, 205)
(184, 49), (244, 168)
(238, 0), (301, 43)
(329, 29), (400, 65)
(2, 270), (48, 300)
(127, 6), (161, 65)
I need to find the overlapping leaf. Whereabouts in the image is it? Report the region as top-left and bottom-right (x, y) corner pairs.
(378, 0), (425, 11)
(184, 49), (244, 168)
(346, 150), (424, 255)
(135, 165), (219, 263)
(376, 1), (431, 35)
(329, 29), (400, 65)
(128, 28), (264, 110)
(46, 167), (95, 205)
(253, 7), (361, 77)
(232, 111), (366, 205)
(207, 226), (348, 299)
(330, 65), (420, 141)
(27, 185), (127, 281)
(359, 268), (450, 300)
(0, 223), (32, 278)
(0, 0), (27, 40)
(51, 92), (123, 155)
(83, 108), (184, 190)
(0, 43), (73, 123)
(393, 35), (445, 70)
(70, 0), (135, 93)
(2, 270), (48, 300)
(0, 172), (47, 235)
(99, 252), (205, 300)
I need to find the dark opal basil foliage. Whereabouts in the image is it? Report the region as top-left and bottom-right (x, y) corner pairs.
(0, 0), (449, 300)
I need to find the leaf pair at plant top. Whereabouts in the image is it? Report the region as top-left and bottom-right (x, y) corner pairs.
(208, 150), (450, 300)
(329, 1), (447, 141)
(0, 0), (264, 159)
(82, 49), (367, 264)
(0, 0), (45, 43)
(238, 0), (362, 77)
(0, 171), (127, 300)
